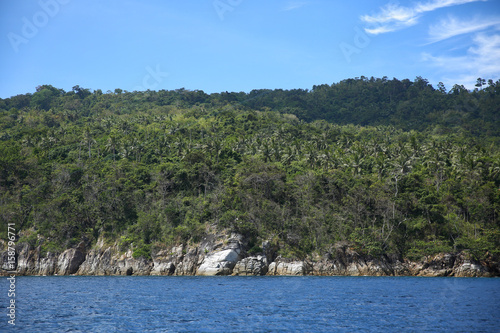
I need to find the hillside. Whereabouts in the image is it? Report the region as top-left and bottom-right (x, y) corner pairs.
(0, 77), (499, 265)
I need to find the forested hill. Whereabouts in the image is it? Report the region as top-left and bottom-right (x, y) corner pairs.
(0, 77), (499, 262)
(3, 76), (500, 137)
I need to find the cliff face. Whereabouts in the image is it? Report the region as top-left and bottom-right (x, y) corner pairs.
(1, 234), (498, 277)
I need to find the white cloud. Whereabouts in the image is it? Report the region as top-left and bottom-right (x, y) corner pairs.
(416, 0), (486, 12)
(423, 32), (500, 88)
(361, 0), (487, 35)
(428, 15), (500, 43)
(282, 1), (309, 11)
(365, 25), (399, 35)
(361, 3), (416, 25)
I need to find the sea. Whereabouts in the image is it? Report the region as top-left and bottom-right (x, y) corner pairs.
(1, 276), (499, 332)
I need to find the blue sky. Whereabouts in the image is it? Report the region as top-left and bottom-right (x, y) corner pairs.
(1, 0), (499, 98)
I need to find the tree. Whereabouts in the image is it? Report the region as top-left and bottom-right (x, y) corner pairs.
(31, 85), (61, 110)
(72, 85), (91, 99)
(83, 126), (94, 159)
(437, 82), (447, 94)
(475, 78), (486, 90)
(106, 131), (119, 161)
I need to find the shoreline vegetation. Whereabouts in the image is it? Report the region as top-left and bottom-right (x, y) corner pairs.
(1, 76), (499, 277)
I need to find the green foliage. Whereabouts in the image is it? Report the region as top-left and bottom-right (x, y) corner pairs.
(132, 243), (151, 260)
(0, 78), (499, 261)
(40, 241), (62, 257)
(30, 85), (62, 111)
(18, 232), (38, 248)
(248, 245), (263, 255)
(349, 228), (385, 257)
(119, 236), (134, 252)
(407, 239), (453, 261)
(456, 228), (500, 261)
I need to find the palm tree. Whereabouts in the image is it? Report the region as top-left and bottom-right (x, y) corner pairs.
(83, 126), (94, 159)
(261, 140), (272, 163)
(106, 132), (118, 161)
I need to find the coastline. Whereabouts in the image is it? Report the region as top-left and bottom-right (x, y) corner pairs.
(1, 233), (498, 278)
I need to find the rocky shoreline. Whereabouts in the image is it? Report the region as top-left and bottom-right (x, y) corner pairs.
(1, 233), (498, 277)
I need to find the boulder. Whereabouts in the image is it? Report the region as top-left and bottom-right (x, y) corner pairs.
(268, 260), (305, 276)
(196, 249), (241, 276)
(233, 256), (268, 276)
(195, 234), (244, 276)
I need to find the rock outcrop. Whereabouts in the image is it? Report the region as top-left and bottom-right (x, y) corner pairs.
(412, 253), (494, 277)
(233, 256), (268, 276)
(75, 247), (153, 276)
(38, 252), (58, 276)
(196, 249), (240, 276)
(151, 261), (175, 276)
(196, 235), (244, 276)
(150, 246), (183, 276)
(174, 247), (203, 276)
(267, 259), (307, 276)
(56, 248), (85, 275)
(0, 235), (497, 277)
(76, 247), (115, 275)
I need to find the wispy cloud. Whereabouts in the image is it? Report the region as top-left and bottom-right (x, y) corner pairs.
(428, 15), (500, 43)
(282, 1), (309, 11)
(422, 32), (500, 88)
(361, 0), (487, 35)
(415, 0), (486, 12)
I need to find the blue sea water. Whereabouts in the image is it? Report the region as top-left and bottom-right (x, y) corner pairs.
(1, 276), (499, 332)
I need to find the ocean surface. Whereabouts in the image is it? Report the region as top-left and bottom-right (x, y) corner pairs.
(1, 276), (499, 332)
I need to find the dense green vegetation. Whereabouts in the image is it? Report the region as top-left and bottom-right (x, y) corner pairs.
(1, 77), (499, 261)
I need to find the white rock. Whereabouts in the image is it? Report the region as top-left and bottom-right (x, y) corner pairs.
(233, 256), (268, 276)
(151, 261), (175, 275)
(268, 261), (304, 275)
(196, 249), (240, 276)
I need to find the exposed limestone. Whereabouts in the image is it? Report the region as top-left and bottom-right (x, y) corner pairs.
(267, 259), (305, 276)
(115, 256), (152, 276)
(312, 260), (345, 276)
(0, 234), (497, 277)
(346, 259), (394, 276)
(75, 247), (153, 276)
(196, 249), (240, 276)
(195, 234), (245, 276)
(391, 260), (410, 276)
(38, 252), (58, 276)
(175, 247), (203, 276)
(416, 253), (456, 277)
(56, 248), (85, 275)
(15, 244), (38, 275)
(151, 261), (175, 276)
(452, 253), (492, 277)
(76, 248), (116, 275)
(233, 256), (268, 276)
